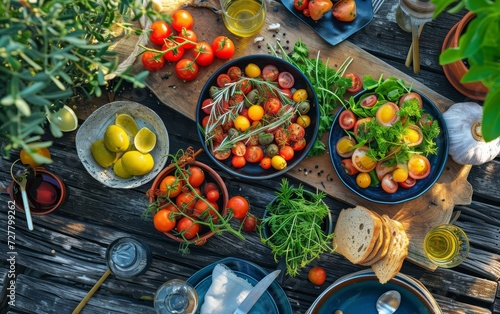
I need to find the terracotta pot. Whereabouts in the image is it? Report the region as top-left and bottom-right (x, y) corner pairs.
(8, 167), (67, 215)
(148, 161), (229, 246)
(441, 12), (488, 101)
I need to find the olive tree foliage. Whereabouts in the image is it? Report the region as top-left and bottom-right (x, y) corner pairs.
(0, 0), (165, 160)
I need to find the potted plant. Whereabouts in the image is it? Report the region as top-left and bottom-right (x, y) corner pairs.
(431, 0), (500, 142)
(0, 0), (167, 161)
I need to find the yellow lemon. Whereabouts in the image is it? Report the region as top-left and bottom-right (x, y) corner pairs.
(134, 127), (156, 153)
(90, 139), (116, 168)
(113, 158), (133, 179)
(121, 151), (154, 176)
(103, 124), (130, 152)
(49, 105), (78, 132)
(115, 113), (139, 137)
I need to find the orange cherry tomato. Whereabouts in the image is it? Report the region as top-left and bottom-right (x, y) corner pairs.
(154, 209), (176, 233)
(159, 175), (183, 198)
(308, 266), (327, 285)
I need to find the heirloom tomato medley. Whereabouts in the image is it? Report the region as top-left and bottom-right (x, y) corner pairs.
(200, 63), (314, 172)
(335, 76), (441, 194)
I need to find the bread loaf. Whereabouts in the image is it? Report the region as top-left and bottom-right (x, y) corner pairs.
(332, 206), (382, 264)
(360, 216), (391, 266)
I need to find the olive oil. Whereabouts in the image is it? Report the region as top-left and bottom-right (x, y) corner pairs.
(423, 224), (469, 268)
(221, 0), (266, 37)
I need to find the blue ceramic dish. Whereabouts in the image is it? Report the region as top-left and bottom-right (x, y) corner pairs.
(186, 257), (292, 314)
(328, 89), (449, 204)
(196, 55), (319, 180)
(278, 0), (374, 46)
(306, 270), (442, 313)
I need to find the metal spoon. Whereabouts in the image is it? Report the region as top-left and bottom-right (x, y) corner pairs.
(10, 161), (34, 230)
(376, 290), (401, 314)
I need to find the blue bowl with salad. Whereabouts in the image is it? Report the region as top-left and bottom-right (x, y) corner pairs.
(328, 77), (449, 204)
(196, 55), (319, 180)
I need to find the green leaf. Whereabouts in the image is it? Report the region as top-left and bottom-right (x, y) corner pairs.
(481, 87), (500, 142)
(431, 0), (460, 17)
(15, 97), (31, 116)
(20, 82), (47, 97)
(439, 47), (463, 64)
(462, 65), (498, 84)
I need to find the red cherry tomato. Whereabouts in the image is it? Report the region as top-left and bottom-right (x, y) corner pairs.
(353, 117), (372, 137)
(344, 72), (362, 93)
(231, 155), (246, 168)
(244, 146), (264, 163)
(171, 9), (194, 32)
(227, 66), (243, 81)
(375, 160), (397, 181)
(360, 94), (377, 108)
(399, 177), (417, 188)
(175, 58), (199, 81)
(260, 157), (272, 169)
(203, 182), (219, 195)
(188, 166), (205, 187)
(279, 145), (295, 161)
(294, 0), (309, 11)
(162, 40), (185, 62)
(242, 214), (258, 232)
(175, 28), (197, 49)
(141, 51), (165, 71)
(278, 72), (295, 89)
(176, 217), (200, 239)
(217, 74), (232, 88)
(212, 36), (235, 59)
(338, 109), (357, 130)
(262, 64), (279, 82)
(193, 41), (214, 66)
(264, 97), (282, 114)
(303, 8), (311, 17)
(227, 196), (250, 219)
(149, 21), (173, 46)
(341, 158), (359, 176)
(308, 266), (327, 285)
(381, 173), (399, 194)
(206, 189), (220, 202)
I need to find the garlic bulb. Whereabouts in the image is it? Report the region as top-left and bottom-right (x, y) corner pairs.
(443, 102), (500, 165)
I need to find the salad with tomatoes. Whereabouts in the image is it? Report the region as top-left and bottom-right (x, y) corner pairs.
(197, 57), (318, 179)
(332, 76), (445, 198)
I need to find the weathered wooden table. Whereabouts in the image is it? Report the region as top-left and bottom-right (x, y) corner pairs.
(1, 0), (499, 313)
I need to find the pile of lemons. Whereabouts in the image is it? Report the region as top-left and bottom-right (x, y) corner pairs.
(91, 114), (157, 178)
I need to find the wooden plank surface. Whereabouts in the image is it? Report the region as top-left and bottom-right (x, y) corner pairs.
(109, 0), (473, 270)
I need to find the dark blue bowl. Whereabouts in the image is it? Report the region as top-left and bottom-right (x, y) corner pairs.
(328, 89), (449, 204)
(196, 55), (319, 180)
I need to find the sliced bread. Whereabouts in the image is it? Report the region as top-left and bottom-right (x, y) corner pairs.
(333, 206), (382, 264)
(370, 216), (409, 284)
(359, 215), (391, 266)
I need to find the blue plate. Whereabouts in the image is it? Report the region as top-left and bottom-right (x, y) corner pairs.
(187, 257), (292, 314)
(307, 270), (440, 313)
(328, 89), (449, 204)
(278, 0), (374, 46)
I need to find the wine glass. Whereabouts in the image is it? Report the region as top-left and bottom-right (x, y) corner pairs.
(154, 279), (198, 314)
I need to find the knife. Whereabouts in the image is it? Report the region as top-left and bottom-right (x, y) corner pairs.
(233, 269), (281, 314)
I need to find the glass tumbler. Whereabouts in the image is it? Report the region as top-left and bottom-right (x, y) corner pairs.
(423, 224), (470, 268)
(219, 0), (266, 37)
(154, 279), (198, 314)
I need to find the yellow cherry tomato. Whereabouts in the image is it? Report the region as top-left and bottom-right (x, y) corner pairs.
(245, 63), (261, 78)
(356, 172), (371, 188)
(293, 89), (308, 102)
(296, 115), (311, 128)
(271, 155), (287, 170)
(248, 105), (265, 121)
(234, 115), (250, 132)
(392, 167), (408, 182)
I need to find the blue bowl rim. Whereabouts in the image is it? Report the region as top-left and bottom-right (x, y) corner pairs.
(195, 54), (320, 180)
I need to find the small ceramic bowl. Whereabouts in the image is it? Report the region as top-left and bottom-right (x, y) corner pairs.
(148, 160), (228, 246)
(196, 55), (319, 180)
(8, 167), (67, 215)
(76, 101), (169, 189)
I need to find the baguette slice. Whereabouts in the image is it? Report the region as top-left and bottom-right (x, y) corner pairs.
(333, 206), (382, 264)
(360, 215), (391, 266)
(371, 216), (409, 284)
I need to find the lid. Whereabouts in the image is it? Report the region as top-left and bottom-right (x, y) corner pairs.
(106, 237), (152, 279)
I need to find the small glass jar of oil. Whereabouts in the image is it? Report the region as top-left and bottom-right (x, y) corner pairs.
(219, 0), (266, 37)
(423, 224), (470, 268)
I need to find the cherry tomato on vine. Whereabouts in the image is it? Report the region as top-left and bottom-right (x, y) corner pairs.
(193, 41), (214, 66)
(294, 0), (309, 11)
(212, 36), (235, 59)
(344, 73), (362, 93)
(206, 189), (220, 202)
(162, 41), (184, 62)
(142, 51), (165, 71)
(242, 214), (258, 232)
(153, 209), (176, 233)
(159, 175), (183, 198)
(175, 28), (197, 49)
(308, 266), (327, 285)
(171, 9), (194, 32)
(176, 217), (200, 239)
(188, 166), (205, 188)
(149, 21), (173, 46)
(175, 58), (199, 81)
(227, 196), (250, 219)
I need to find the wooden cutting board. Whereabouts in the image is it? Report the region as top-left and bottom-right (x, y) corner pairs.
(111, 0), (473, 270)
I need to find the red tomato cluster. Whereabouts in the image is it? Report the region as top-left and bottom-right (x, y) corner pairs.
(200, 63), (314, 172)
(141, 9), (236, 81)
(293, 0), (357, 22)
(153, 165), (222, 239)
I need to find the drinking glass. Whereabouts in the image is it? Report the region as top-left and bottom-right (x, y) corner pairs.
(423, 224), (470, 268)
(154, 279), (198, 314)
(219, 0), (266, 37)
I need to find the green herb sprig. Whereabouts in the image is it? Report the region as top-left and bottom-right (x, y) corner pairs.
(269, 39), (353, 156)
(260, 179), (334, 277)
